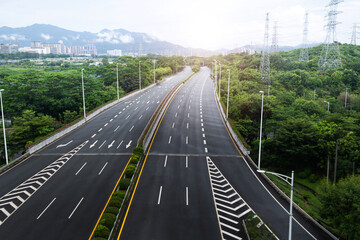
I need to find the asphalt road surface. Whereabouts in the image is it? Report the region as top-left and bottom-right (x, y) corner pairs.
(119, 67), (331, 240)
(0, 67), (193, 240)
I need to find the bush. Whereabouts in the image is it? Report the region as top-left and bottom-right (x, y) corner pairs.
(112, 190), (126, 199)
(125, 165), (136, 178)
(100, 213), (116, 229)
(108, 198), (122, 208)
(105, 206), (119, 215)
(133, 147), (144, 155)
(119, 178), (131, 190)
(93, 238), (107, 240)
(94, 224), (110, 239)
(309, 174), (318, 183)
(298, 169), (311, 179)
(130, 155), (140, 164)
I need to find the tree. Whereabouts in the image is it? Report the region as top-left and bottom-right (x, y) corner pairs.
(318, 175), (360, 239)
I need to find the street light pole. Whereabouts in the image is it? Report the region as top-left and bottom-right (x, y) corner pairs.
(0, 89), (8, 165)
(81, 68), (86, 120)
(219, 63), (221, 99)
(153, 60), (156, 84)
(258, 91), (264, 169)
(345, 88), (349, 108)
(139, 60), (141, 90)
(214, 60), (217, 94)
(227, 69), (230, 119)
(324, 101), (330, 112)
(257, 170), (294, 240)
(116, 63), (119, 101)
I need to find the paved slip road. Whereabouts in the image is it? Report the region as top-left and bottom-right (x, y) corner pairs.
(119, 67), (330, 240)
(0, 67), (193, 240)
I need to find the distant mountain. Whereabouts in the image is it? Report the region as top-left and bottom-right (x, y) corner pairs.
(0, 24), (214, 56)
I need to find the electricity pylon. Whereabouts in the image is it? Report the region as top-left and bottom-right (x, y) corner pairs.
(299, 11), (309, 61)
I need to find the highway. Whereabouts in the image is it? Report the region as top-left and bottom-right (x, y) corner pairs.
(0, 67), (193, 240)
(119, 67), (330, 240)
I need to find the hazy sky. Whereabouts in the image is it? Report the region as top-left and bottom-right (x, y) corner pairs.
(0, 0), (359, 50)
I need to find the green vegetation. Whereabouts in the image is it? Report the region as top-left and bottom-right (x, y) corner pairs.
(200, 43), (360, 238)
(0, 55), (185, 164)
(93, 147), (144, 239)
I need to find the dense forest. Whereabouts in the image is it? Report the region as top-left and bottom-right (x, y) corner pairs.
(205, 43), (360, 239)
(0, 55), (185, 161)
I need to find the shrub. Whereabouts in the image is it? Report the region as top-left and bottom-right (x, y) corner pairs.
(100, 213), (116, 230)
(105, 206), (119, 215)
(309, 174), (318, 183)
(130, 155), (140, 164)
(108, 198), (122, 208)
(94, 224), (110, 239)
(119, 178), (131, 190)
(133, 147), (144, 155)
(113, 190), (126, 199)
(125, 165), (136, 178)
(93, 238), (107, 240)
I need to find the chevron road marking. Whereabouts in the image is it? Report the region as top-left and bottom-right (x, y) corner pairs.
(0, 141), (88, 226)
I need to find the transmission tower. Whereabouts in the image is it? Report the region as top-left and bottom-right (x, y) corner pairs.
(299, 11), (309, 61)
(318, 0), (343, 70)
(350, 23), (358, 45)
(271, 21), (279, 54)
(260, 13), (271, 88)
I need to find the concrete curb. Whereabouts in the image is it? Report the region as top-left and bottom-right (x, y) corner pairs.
(212, 80), (339, 240)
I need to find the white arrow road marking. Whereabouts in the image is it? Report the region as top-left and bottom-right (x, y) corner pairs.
(56, 140), (73, 148)
(126, 140), (132, 149)
(90, 140), (98, 149)
(108, 140), (115, 149)
(117, 140), (124, 149)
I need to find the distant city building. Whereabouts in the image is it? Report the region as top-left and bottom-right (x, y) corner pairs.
(107, 49), (122, 56)
(18, 46), (50, 54)
(83, 43), (97, 56)
(71, 46), (84, 55)
(0, 43), (19, 54)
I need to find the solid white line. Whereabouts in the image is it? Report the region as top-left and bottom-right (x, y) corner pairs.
(98, 162), (108, 175)
(117, 140), (123, 149)
(126, 115), (130, 120)
(91, 134), (96, 138)
(75, 162), (87, 175)
(164, 155), (168, 167)
(221, 222), (240, 232)
(222, 230), (242, 240)
(186, 156), (188, 168)
(186, 136), (188, 144)
(219, 215), (238, 224)
(168, 136), (172, 144)
(157, 186), (163, 205)
(139, 115), (143, 120)
(37, 198), (56, 219)
(172, 122), (175, 128)
(68, 197), (84, 219)
(98, 128), (103, 132)
(104, 123), (108, 127)
(186, 187), (189, 206)
(98, 140), (106, 149)
(129, 125), (134, 132)
(114, 126), (120, 132)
